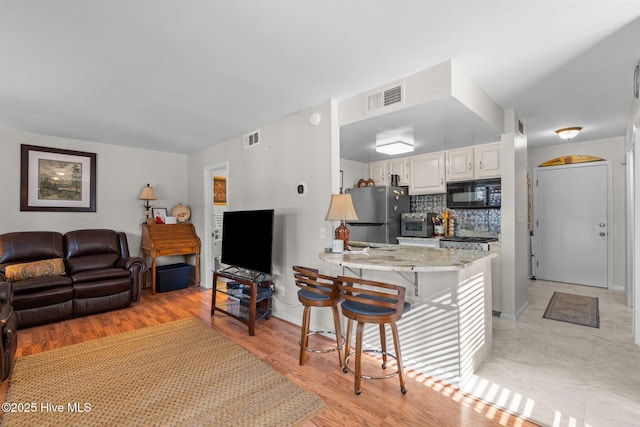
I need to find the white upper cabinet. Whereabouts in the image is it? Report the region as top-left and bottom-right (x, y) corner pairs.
(388, 158), (409, 186)
(408, 152), (445, 195)
(368, 142), (500, 192)
(474, 142), (501, 179)
(369, 158), (409, 186)
(446, 142), (501, 182)
(446, 147), (474, 181)
(368, 160), (387, 186)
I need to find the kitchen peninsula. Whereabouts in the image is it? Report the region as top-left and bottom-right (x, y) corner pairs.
(320, 243), (495, 386)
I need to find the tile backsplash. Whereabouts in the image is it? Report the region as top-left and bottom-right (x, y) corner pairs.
(410, 193), (501, 236)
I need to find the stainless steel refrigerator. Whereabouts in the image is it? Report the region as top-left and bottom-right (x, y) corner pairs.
(346, 186), (410, 244)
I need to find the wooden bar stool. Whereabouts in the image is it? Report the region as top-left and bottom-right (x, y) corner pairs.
(293, 266), (343, 367)
(338, 275), (408, 395)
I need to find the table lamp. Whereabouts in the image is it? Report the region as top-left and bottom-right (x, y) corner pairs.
(324, 191), (358, 249)
(138, 184), (157, 223)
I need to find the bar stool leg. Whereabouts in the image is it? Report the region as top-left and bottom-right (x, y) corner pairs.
(342, 318), (353, 373)
(354, 321), (365, 395)
(299, 305), (312, 365)
(379, 324), (388, 369)
(330, 304), (344, 367)
(390, 321), (407, 394)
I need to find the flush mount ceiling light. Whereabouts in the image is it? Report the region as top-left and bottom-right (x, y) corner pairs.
(375, 127), (415, 155)
(555, 127), (582, 140)
(375, 139), (414, 155)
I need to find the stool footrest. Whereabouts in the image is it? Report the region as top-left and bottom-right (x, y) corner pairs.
(300, 330), (345, 354)
(343, 349), (400, 380)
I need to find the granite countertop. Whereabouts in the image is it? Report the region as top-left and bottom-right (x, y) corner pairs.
(319, 242), (494, 273)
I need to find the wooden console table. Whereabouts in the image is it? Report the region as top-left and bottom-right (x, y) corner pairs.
(140, 223), (201, 294)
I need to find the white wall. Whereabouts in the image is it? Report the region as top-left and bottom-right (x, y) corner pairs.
(187, 101), (336, 325)
(340, 158), (368, 190)
(0, 129), (188, 256)
(500, 110), (530, 320)
(528, 136), (626, 289)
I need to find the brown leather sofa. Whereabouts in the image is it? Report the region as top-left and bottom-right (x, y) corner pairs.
(0, 229), (146, 328)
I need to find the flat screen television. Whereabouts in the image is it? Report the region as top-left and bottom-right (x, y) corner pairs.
(221, 209), (274, 275)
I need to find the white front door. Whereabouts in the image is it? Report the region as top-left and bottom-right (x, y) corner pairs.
(534, 162), (611, 287)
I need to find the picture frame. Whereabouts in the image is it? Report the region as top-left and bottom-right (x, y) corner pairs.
(152, 208), (167, 224)
(213, 176), (227, 206)
(20, 144), (97, 212)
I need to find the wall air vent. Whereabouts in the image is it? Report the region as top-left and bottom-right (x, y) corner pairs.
(366, 82), (404, 113)
(243, 130), (260, 149)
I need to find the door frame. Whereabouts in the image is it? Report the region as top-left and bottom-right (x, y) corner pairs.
(532, 161), (613, 288)
(203, 161), (229, 289)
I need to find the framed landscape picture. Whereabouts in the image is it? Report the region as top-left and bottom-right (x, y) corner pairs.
(20, 144), (97, 212)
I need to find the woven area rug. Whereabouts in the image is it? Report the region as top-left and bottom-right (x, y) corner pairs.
(4, 317), (326, 426)
(543, 291), (600, 328)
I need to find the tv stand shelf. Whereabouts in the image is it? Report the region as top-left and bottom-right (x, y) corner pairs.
(211, 269), (273, 336)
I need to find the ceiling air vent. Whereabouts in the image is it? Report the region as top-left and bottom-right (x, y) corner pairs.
(243, 130), (260, 149)
(366, 82), (404, 113)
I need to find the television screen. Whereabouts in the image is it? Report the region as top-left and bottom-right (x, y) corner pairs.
(221, 209), (274, 275)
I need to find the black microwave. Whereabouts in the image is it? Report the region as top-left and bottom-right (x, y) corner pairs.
(446, 179), (501, 209)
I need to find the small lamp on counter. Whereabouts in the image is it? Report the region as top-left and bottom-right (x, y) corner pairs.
(138, 184), (157, 224)
(325, 190), (359, 250)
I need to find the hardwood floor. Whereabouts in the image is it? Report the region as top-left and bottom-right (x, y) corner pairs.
(7, 286), (540, 427)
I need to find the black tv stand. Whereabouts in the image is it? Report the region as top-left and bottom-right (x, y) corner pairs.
(211, 268), (273, 336)
(219, 266), (266, 283)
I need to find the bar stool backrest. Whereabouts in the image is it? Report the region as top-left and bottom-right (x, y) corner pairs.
(293, 266), (341, 299)
(338, 276), (406, 323)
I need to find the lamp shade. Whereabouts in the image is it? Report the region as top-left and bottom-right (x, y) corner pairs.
(325, 194), (358, 221)
(138, 184), (157, 201)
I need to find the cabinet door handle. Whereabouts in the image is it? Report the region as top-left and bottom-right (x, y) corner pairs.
(468, 162), (472, 171)
(479, 160), (483, 170)
(440, 177), (444, 185)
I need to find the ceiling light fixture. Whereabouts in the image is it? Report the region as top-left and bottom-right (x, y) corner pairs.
(375, 138), (414, 155)
(555, 127), (582, 140)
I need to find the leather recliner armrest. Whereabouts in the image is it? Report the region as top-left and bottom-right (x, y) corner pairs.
(0, 282), (14, 326)
(0, 282), (14, 308)
(117, 256), (146, 272)
(117, 257), (146, 303)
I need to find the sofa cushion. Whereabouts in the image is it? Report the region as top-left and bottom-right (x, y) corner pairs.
(11, 275), (73, 294)
(4, 258), (65, 282)
(64, 229), (123, 274)
(73, 278), (132, 299)
(0, 232), (64, 265)
(13, 286), (73, 310)
(66, 254), (120, 275)
(69, 267), (129, 284)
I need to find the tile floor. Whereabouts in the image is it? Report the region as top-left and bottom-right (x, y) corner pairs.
(460, 279), (640, 427)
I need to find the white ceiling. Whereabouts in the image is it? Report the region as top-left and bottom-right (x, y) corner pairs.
(1, 1), (640, 160)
